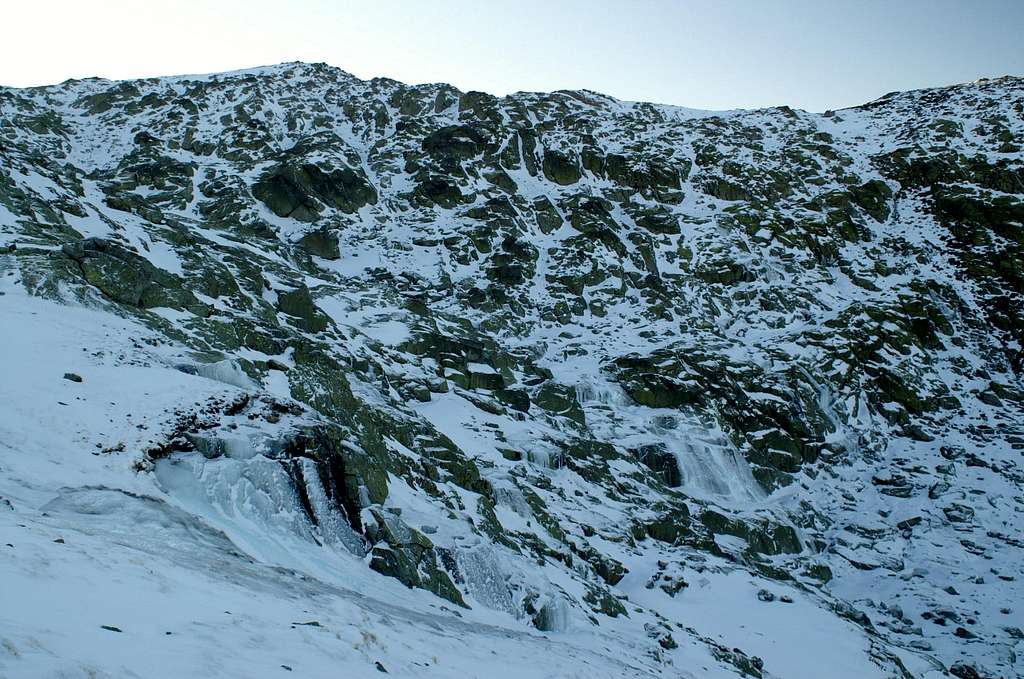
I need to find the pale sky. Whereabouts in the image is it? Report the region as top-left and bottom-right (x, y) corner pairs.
(3, 0), (1022, 112)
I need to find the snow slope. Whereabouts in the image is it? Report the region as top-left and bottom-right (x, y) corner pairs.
(1, 64), (1022, 678)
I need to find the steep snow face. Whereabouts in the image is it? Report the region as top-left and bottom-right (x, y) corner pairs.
(1, 64), (1023, 678)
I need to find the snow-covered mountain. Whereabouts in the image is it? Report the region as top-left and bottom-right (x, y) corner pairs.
(1, 62), (1022, 678)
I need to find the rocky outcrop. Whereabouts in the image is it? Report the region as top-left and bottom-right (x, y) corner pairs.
(61, 238), (209, 315)
(3, 64), (1023, 678)
(253, 162), (377, 220)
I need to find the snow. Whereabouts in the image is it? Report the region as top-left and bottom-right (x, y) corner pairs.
(0, 286), (694, 679)
(622, 564), (884, 679)
(1, 63), (1021, 678)
(2, 487), (666, 679)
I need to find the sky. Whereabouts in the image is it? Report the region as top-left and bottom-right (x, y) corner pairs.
(2, 0), (1022, 112)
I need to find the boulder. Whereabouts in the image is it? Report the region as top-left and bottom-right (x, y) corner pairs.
(297, 228), (340, 260)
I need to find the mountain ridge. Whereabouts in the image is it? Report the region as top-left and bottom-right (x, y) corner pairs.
(8, 60), (1022, 115)
(0, 63), (1022, 678)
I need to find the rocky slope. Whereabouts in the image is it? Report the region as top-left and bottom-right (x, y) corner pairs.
(0, 63), (1022, 678)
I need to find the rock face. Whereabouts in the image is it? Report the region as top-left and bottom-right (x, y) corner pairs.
(61, 237), (208, 314)
(253, 162), (377, 220)
(1, 63), (1023, 678)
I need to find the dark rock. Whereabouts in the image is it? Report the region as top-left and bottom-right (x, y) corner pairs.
(645, 506), (690, 543)
(253, 163), (377, 220)
(277, 286), (330, 333)
(495, 387), (530, 412)
(949, 662), (984, 679)
(944, 504), (975, 523)
(850, 180), (893, 222)
(62, 237), (207, 314)
(414, 175), (464, 208)
(701, 510), (802, 555)
(297, 228), (340, 260)
(896, 516), (922, 531)
(365, 509), (466, 608)
(542, 150), (582, 185)
(422, 124), (485, 160)
(704, 178), (750, 202)
(534, 382), (586, 425)
(633, 443), (682, 487)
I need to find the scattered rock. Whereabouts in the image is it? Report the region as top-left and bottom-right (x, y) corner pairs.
(949, 661), (984, 679)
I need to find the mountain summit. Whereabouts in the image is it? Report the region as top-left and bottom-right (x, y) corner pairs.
(1, 63), (1022, 678)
